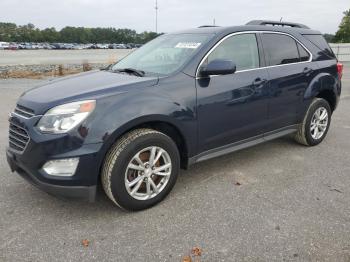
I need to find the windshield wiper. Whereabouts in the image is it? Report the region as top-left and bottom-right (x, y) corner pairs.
(112, 68), (145, 77)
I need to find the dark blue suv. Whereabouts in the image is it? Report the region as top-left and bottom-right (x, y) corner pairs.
(7, 20), (343, 210)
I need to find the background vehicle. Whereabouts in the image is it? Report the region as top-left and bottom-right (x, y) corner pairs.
(0, 41), (10, 49)
(7, 43), (18, 50)
(0, 41), (139, 50)
(6, 20), (342, 210)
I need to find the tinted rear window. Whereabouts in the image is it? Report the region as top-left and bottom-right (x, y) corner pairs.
(261, 34), (300, 66)
(303, 34), (335, 59)
(297, 43), (310, 62)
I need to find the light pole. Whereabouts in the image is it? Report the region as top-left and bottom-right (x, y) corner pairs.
(155, 0), (158, 33)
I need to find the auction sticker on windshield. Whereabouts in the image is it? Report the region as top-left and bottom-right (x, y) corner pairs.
(175, 42), (201, 49)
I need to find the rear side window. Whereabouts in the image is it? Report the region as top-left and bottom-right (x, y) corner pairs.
(207, 33), (260, 71)
(302, 34), (335, 59)
(297, 43), (310, 62)
(261, 33), (300, 66)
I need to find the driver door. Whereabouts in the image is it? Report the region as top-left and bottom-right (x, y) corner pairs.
(196, 33), (269, 153)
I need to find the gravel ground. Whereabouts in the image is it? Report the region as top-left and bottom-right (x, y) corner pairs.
(0, 66), (349, 262)
(0, 49), (132, 66)
(0, 49), (132, 77)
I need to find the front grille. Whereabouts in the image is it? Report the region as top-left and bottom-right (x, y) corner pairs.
(14, 104), (35, 118)
(9, 120), (30, 152)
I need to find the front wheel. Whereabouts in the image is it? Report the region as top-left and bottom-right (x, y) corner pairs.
(295, 98), (332, 146)
(101, 128), (180, 211)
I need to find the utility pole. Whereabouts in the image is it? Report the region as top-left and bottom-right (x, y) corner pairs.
(155, 0), (158, 33)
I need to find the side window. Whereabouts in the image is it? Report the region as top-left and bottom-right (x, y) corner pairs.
(297, 43), (310, 62)
(303, 34), (336, 60)
(261, 34), (300, 66)
(206, 34), (260, 71)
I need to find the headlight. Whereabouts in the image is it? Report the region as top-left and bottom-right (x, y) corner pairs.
(37, 100), (96, 133)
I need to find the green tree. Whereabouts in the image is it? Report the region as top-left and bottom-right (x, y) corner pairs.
(0, 21), (160, 44)
(136, 31), (159, 44)
(0, 22), (17, 41)
(334, 9), (350, 43)
(323, 34), (335, 43)
(41, 28), (59, 42)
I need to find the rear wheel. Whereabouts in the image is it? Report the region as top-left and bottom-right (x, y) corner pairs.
(101, 128), (180, 211)
(295, 98), (331, 146)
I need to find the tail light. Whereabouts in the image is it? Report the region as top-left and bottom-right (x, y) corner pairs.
(337, 62), (343, 79)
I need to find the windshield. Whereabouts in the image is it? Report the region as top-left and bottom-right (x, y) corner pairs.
(112, 33), (212, 76)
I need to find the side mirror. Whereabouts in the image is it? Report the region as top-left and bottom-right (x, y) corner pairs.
(199, 59), (236, 77)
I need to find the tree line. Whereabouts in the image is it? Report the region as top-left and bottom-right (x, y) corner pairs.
(0, 22), (159, 44)
(0, 10), (349, 44)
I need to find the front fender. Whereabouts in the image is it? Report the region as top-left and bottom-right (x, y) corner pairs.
(83, 89), (196, 163)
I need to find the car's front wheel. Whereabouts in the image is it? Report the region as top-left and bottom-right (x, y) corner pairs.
(101, 128), (180, 211)
(295, 98), (332, 146)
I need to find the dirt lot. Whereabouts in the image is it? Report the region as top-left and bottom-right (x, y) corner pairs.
(0, 66), (349, 261)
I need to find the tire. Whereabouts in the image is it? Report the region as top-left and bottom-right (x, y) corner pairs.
(295, 98), (332, 146)
(101, 128), (180, 211)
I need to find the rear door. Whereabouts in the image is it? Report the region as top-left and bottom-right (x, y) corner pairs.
(260, 32), (317, 131)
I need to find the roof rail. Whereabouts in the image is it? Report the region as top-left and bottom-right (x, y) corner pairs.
(246, 20), (310, 29)
(198, 25), (220, 28)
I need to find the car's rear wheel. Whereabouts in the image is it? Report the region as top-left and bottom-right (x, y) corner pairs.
(295, 98), (331, 146)
(101, 128), (180, 211)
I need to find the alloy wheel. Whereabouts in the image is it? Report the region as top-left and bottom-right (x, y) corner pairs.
(310, 107), (328, 140)
(124, 146), (172, 200)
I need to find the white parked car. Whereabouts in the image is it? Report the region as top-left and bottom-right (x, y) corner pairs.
(96, 43), (109, 49)
(0, 42), (10, 49)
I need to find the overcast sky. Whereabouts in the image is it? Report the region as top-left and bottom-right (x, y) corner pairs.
(1, 0), (348, 34)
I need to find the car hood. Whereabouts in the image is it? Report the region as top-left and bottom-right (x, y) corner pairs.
(18, 70), (159, 114)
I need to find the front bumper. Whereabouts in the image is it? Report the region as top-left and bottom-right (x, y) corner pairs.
(6, 111), (105, 201)
(7, 149), (98, 201)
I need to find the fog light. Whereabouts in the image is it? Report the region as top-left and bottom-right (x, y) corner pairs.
(42, 158), (79, 177)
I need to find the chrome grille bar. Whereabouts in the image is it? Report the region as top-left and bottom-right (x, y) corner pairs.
(8, 118), (30, 153)
(14, 105), (35, 118)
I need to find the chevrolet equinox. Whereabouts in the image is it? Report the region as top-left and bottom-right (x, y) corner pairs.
(7, 20), (343, 210)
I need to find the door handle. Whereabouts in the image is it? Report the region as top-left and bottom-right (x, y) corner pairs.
(252, 78), (267, 87)
(303, 67), (313, 75)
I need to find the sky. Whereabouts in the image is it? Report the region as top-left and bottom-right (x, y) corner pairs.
(0, 0), (348, 34)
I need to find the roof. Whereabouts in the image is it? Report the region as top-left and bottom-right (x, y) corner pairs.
(171, 24), (321, 36)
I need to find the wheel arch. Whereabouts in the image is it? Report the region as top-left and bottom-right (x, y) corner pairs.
(303, 72), (339, 112)
(316, 89), (336, 111)
(97, 115), (190, 179)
